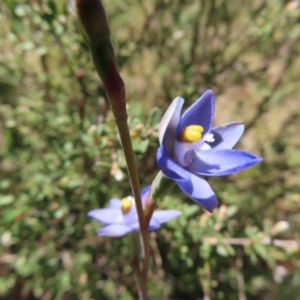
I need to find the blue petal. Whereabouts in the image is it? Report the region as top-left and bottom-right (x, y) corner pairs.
(148, 217), (161, 230)
(209, 122), (245, 151)
(157, 145), (192, 191)
(98, 224), (133, 237)
(152, 210), (182, 224)
(108, 198), (121, 208)
(129, 221), (141, 231)
(87, 208), (124, 225)
(176, 172), (218, 212)
(130, 218), (160, 231)
(149, 216), (160, 231)
(122, 206), (138, 225)
(159, 96), (184, 155)
(189, 149), (263, 176)
(176, 90), (215, 138)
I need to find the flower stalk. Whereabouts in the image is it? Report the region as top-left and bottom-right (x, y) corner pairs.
(130, 232), (148, 300)
(71, 0), (150, 296)
(116, 120), (150, 282)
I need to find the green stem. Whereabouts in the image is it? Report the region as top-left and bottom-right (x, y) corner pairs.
(130, 232), (148, 300)
(132, 256), (148, 300)
(77, 2), (150, 295)
(115, 119), (150, 291)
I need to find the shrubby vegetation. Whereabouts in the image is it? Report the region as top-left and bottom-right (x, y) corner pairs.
(1, 1), (300, 299)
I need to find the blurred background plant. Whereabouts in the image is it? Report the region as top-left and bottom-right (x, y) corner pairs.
(1, 0), (300, 299)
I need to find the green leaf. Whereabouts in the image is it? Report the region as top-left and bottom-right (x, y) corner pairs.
(0, 195), (14, 206)
(217, 244), (229, 257)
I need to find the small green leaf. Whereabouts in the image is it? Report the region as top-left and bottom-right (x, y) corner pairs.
(0, 195), (14, 206)
(148, 107), (162, 126)
(217, 244), (228, 257)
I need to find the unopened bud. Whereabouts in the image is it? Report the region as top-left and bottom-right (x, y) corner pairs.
(70, 0), (127, 121)
(70, 0), (110, 44)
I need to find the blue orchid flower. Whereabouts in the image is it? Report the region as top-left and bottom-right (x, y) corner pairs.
(157, 90), (262, 212)
(88, 186), (181, 237)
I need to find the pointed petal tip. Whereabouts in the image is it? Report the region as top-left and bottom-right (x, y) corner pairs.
(174, 96), (185, 103)
(254, 155), (263, 164)
(192, 149), (263, 176)
(205, 206), (217, 213)
(87, 209), (97, 218)
(197, 89), (215, 101)
(248, 153), (263, 164)
(87, 209), (106, 223)
(192, 186), (219, 212)
(201, 89), (215, 101)
(87, 208), (123, 225)
(87, 207), (102, 216)
(178, 89), (215, 137)
(206, 89), (214, 95)
(196, 197), (219, 212)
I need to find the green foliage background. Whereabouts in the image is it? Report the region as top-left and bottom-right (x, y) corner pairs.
(1, 0), (300, 299)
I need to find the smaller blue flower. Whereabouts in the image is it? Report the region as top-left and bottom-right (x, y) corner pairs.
(157, 90), (263, 212)
(88, 186), (182, 237)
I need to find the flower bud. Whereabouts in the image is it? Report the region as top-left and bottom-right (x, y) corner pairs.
(70, 0), (127, 121)
(91, 42), (127, 120)
(70, 0), (110, 44)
